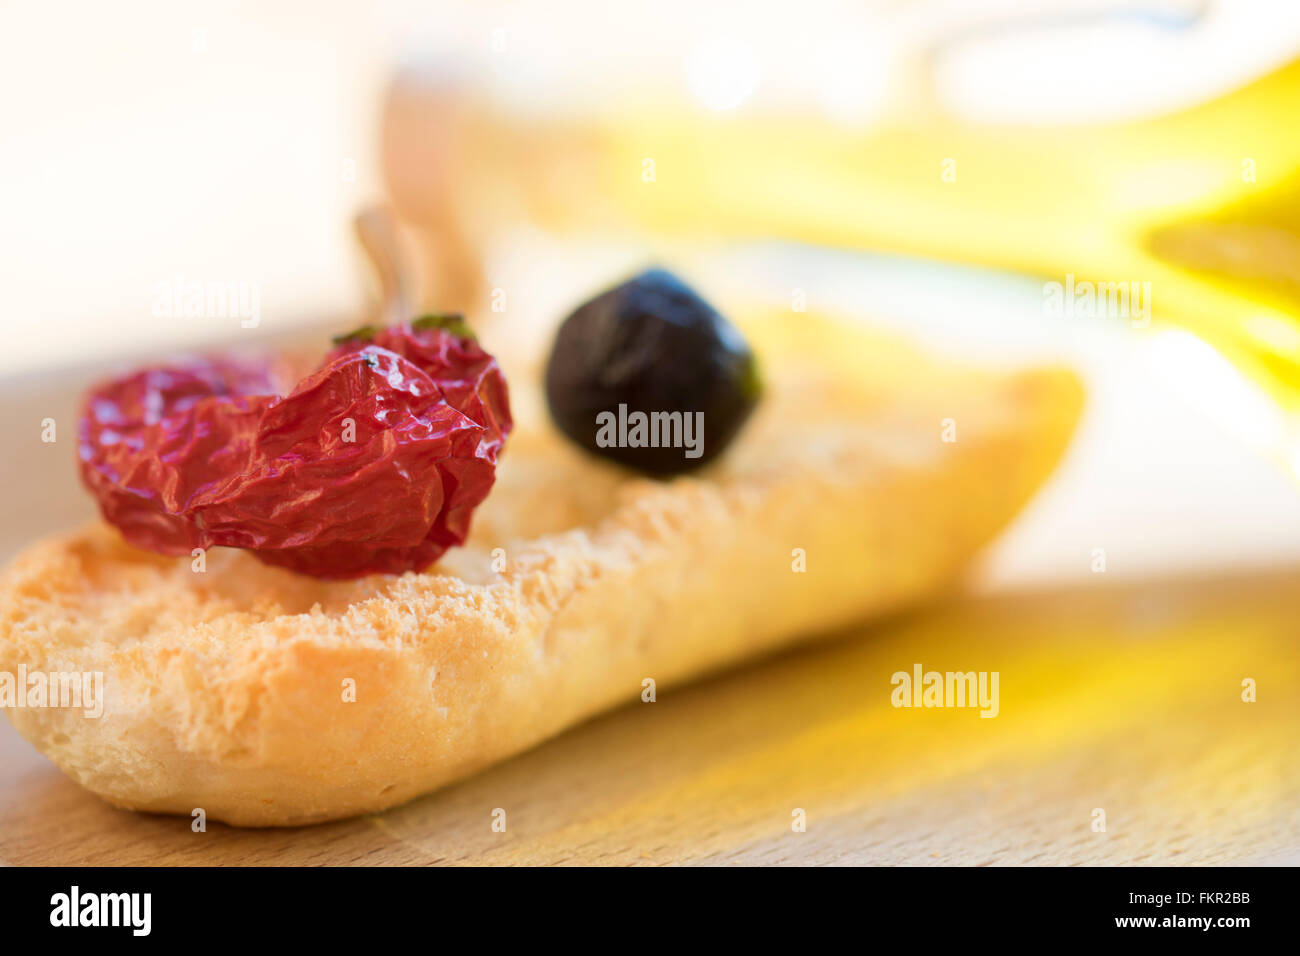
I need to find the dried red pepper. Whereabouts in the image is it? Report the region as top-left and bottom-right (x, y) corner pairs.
(78, 317), (512, 579)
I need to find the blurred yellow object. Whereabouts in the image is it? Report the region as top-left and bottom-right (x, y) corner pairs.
(383, 56), (1300, 442)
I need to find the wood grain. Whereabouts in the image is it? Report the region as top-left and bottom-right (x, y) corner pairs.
(2, 568), (1296, 865)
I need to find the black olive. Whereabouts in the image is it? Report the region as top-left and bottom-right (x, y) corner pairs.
(544, 269), (762, 476)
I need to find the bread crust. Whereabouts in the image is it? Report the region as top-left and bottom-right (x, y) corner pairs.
(0, 318), (1083, 825)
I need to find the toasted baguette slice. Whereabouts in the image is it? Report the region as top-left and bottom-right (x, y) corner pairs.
(0, 313), (1083, 826)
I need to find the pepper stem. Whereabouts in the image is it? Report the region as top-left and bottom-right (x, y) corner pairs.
(354, 205), (414, 326)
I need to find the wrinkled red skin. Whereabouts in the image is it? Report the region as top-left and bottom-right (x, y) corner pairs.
(78, 324), (512, 579)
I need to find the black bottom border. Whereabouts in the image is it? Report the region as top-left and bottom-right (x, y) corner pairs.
(0, 864), (1284, 942)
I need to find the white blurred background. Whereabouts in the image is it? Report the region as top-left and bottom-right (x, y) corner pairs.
(5, 0), (1300, 375)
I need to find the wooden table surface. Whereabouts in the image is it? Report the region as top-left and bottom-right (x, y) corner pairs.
(3, 566), (1297, 866)
(1, 352), (1297, 866)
